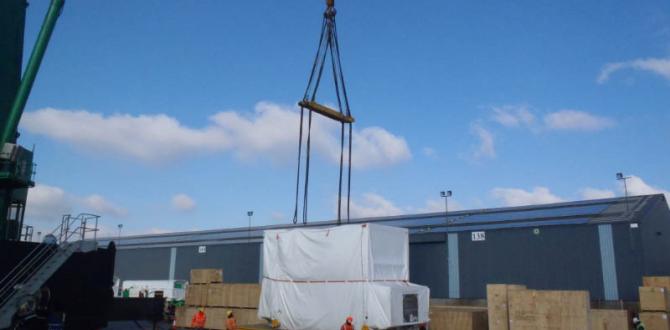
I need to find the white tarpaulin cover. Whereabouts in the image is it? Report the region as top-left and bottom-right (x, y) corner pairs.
(258, 224), (430, 330)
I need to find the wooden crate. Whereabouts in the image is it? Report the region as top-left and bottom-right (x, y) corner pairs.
(643, 277), (670, 291)
(175, 306), (199, 328)
(640, 287), (670, 312)
(207, 283), (229, 307)
(590, 309), (631, 330)
(487, 284), (526, 330)
(205, 307), (260, 329)
(430, 305), (488, 330)
(508, 289), (591, 330)
(207, 283), (261, 308)
(186, 284), (208, 306)
(190, 268), (224, 284)
(640, 312), (670, 330)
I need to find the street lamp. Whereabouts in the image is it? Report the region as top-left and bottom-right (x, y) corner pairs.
(117, 224), (123, 241)
(247, 211), (254, 241)
(616, 172), (631, 213)
(440, 190), (452, 224)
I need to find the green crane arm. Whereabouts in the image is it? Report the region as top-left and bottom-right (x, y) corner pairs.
(1, 0), (65, 147)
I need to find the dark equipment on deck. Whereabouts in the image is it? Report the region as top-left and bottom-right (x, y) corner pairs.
(106, 297), (166, 326)
(293, 0), (355, 226)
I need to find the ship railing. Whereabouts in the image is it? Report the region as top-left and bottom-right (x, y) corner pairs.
(0, 213), (101, 308)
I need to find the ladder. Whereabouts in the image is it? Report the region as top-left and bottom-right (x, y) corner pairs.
(0, 213), (100, 328)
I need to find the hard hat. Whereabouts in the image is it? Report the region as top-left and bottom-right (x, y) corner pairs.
(227, 310), (233, 317)
(347, 316), (353, 323)
(199, 307), (204, 312)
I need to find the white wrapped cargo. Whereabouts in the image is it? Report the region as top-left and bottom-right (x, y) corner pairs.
(258, 224), (429, 330)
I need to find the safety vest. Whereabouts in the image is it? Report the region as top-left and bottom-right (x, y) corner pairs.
(191, 311), (206, 328)
(226, 317), (238, 330)
(340, 323), (354, 330)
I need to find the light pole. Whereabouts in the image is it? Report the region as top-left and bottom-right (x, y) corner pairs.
(247, 211), (254, 242)
(117, 224), (123, 241)
(616, 172), (631, 213)
(440, 190), (452, 224)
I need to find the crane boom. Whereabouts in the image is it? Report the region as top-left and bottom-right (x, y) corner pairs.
(1, 0), (65, 147)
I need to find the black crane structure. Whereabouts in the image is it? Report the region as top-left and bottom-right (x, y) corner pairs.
(292, 0), (354, 226)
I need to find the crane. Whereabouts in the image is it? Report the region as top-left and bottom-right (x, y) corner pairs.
(0, 0), (65, 241)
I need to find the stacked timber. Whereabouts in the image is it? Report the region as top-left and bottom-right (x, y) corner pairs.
(207, 283), (261, 308)
(175, 306), (198, 328)
(487, 284), (526, 330)
(487, 283), (631, 330)
(590, 309), (630, 330)
(185, 282), (209, 306)
(508, 289), (591, 329)
(191, 268), (224, 284)
(176, 268), (262, 329)
(640, 276), (670, 330)
(430, 305), (487, 330)
(204, 307), (260, 327)
(205, 283), (262, 326)
(487, 284), (622, 330)
(183, 269), (223, 307)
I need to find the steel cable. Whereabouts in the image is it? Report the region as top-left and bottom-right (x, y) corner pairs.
(293, 6), (354, 225)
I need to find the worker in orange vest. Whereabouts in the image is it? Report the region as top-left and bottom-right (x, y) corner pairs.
(226, 310), (238, 330)
(191, 307), (207, 329)
(341, 316), (354, 330)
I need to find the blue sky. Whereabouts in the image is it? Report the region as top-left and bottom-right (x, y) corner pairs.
(18, 0), (670, 236)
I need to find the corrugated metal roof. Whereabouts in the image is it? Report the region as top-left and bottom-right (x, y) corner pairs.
(102, 194), (667, 249)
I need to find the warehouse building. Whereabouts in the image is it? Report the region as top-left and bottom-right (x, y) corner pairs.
(103, 194), (670, 301)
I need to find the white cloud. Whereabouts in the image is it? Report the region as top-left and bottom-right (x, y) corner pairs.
(351, 127), (412, 168)
(21, 102), (411, 169)
(580, 188), (616, 200)
(491, 187), (564, 207)
(623, 176), (670, 201)
(579, 176), (670, 205)
(418, 198), (462, 213)
(171, 193), (196, 211)
(491, 105), (535, 128)
(83, 194), (128, 217)
(543, 110), (615, 131)
(598, 57), (670, 83)
(26, 184), (71, 219)
(488, 105), (614, 133)
(340, 193), (464, 219)
(95, 225), (171, 239)
(344, 193), (404, 218)
(478, 105), (612, 160)
(470, 124), (495, 160)
(22, 109), (228, 163)
(25, 184), (127, 236)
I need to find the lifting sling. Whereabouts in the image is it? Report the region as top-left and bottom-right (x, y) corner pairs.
(293, 0), (353, 226)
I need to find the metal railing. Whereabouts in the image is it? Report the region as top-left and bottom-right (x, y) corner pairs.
(0, 242), (56, 307)
(0, 213), (101, 310)
(58, 213), (100, 243)
(21, 225), (34, 242)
